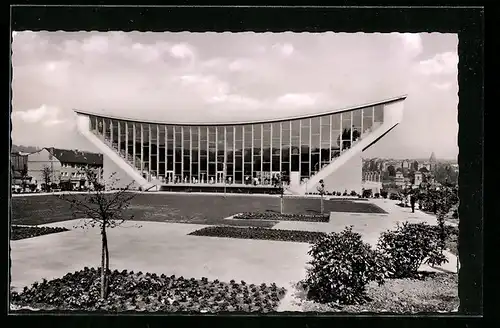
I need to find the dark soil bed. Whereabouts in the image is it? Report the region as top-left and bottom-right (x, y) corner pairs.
(10, 226), (69, 240)
(10, 267), (287, 313)
(189, 226), (327, 244)
(295, 272), (458, 313)
(234, 212), (330, 223)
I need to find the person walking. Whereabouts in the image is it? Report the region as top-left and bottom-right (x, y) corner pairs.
(410, 193), (416, 213)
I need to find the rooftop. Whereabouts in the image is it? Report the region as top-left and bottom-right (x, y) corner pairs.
(45, 147), (103, 166)
(73, 95), (407, 126)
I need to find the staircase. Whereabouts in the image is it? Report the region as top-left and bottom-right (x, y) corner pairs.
(75, 114), (157, 191)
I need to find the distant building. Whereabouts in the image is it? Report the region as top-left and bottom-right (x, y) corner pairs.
(27, 148), (62, 186)
(10, 152), (30, 185)
(429, 152), (437, 171)
(395, 170), (405, 187)
(414, 171), (423, 186)
(402, 160), (410, 169)
(28, 147), (103, 189)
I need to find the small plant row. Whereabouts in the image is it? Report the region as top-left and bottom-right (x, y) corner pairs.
(10, 268), (287, 312)
(189, 226), (327, 244)
(307, 190), (359, 197)
(10, 225), (69, 241)
(233, 212), (330, 223)
(302, 222), (458, 306)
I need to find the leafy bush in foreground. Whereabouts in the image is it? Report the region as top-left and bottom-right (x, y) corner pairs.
(303, 226), (386, 305)
(376, 222), (449, 279)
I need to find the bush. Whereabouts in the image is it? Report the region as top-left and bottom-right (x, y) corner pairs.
(336, 192), (341, 196)
(362, 189), (372, 198)
(380, 190), (388, 199)
(303, 226), (386, 305)
(389, 193), (400, 200)
(350, 190), (357, 196)
(374, 193), (380, 198)
(376, 222), (448, 279)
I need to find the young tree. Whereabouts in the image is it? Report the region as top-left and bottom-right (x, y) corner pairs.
(59, 167), (138, 300)
(20, 164), (29, 192)
(317, 179), (326, 214)
(41, 165), (53, 191)
(278, 172), (285, 214)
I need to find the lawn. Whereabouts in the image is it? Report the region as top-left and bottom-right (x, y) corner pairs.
(11, 193), (386, 226)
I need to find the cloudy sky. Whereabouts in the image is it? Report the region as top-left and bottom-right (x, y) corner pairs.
(11, 32), (458, 159)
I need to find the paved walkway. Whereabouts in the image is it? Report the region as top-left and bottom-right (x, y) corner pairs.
(10, 198), (458, 310)
(272, 198), (458, 273)
(10, 220), (309, 294)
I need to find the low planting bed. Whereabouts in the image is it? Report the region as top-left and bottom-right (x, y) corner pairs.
(294, 272), (458, 313)
(233, 212), (330, 223)
(189, 226), (327, 244)
(10, 225), (69, 241)
(10, 267), (287, 312)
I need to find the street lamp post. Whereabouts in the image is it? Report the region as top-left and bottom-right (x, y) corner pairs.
(223, 162), (227, 198)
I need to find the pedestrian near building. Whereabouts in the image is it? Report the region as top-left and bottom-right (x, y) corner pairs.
(410, 193), (416, 213)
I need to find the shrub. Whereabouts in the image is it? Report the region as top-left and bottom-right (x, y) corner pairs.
(362, 189), (372, 198)
(374, 193), (380, 198)
(380, 190), (388, 199)
(389, 193), (400, 200)
(336, 192), (341, 196)
(376, 222), (449, 279)
(303, 226), (386, 305)
(350, 190), (357, 196)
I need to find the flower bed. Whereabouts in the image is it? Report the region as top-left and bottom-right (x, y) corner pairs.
(189, 226), (327, 244)
(10, 226), (69, 241)
(233, 212), (330, 223)
(10, 267), (287, 312)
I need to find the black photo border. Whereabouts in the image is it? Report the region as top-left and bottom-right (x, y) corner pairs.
(6, 4), (485, 328)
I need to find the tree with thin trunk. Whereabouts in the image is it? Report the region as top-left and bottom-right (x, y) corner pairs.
(317, 179), (326, 214)
(59, 167), (139, 300)
(41, 165), (53, 192)
(278, 172), (285, 214)
(20, 164), (29, 192)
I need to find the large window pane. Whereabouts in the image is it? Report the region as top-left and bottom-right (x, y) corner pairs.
(362, 107), (374, 134)
(341, 112), (352, 150)
(374, 104), (384, 124)
(352, 109), (362, 142)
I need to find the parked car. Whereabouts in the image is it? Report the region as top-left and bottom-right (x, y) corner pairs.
(11, 184), (22, 193)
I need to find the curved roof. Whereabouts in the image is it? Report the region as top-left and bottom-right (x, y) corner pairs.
(73, 95), (407, 127)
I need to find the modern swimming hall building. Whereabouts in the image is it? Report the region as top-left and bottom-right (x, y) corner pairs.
(74, 95), (406, 195)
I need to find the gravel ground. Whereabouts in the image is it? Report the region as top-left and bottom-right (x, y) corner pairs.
(292, 272), (458, 313)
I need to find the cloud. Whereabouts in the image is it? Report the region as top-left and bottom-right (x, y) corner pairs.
(228, 58), (254, 72)
(208, 94), (262, 109)
(272, 43), (294, 56)
(275, 93), (319, 108)
(12, 105), (65, 126)
(396, 33), (423, 57)
(431, 82), (453, 90)
(418, 51), (458, 75)
(11, 32), (459, 158)
(175, 74), (230, 100)
(170, 43), (195, 59)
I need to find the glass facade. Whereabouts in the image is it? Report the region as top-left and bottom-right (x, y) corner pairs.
(88, 104), (385, 185)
